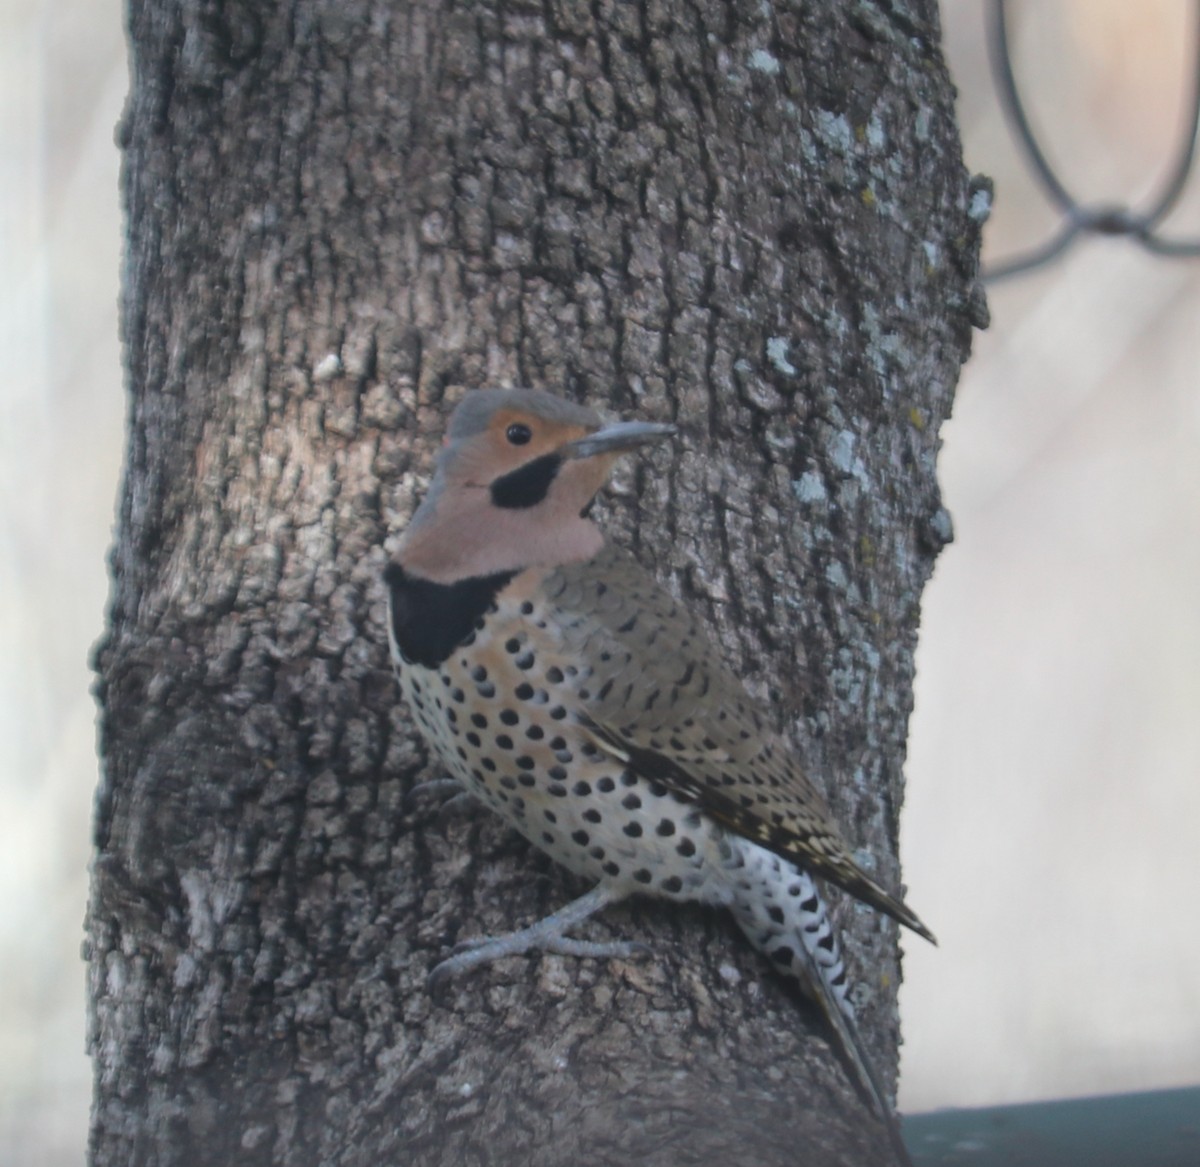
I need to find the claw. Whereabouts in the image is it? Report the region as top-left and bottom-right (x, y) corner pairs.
(425, 884), (640, 994)
(429, 935), (651, 992)
(405, 778), (478, 821)
(404, 776), (464, 807)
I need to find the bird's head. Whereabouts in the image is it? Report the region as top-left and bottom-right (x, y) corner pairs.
(395, 388), (675, 582)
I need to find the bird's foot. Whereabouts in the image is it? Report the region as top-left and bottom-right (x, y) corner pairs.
(429, 934), (651, 991)
(427, 884), (647, 993)
(405, 776), (476, 817)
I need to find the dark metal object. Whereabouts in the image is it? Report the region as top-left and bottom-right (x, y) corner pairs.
(985, 0), (1200, 281)
(905, 1085), (1200, 1165)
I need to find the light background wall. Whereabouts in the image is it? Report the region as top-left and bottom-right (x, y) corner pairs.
(1, 1), (1196, 1161)
(900, 0), (1200, 1110)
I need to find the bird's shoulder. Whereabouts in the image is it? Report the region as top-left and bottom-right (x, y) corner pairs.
(531, 544), (934, 939)
(542, 543), (830, 807)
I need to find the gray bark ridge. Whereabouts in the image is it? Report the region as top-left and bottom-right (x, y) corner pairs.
(89, 1), (985, 1165)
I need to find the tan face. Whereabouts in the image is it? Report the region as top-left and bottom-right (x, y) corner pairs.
(449, 407), (595, 490)
(397, 389), (674, 583)
(446, 406), (622, 521)
(399, 407), (614, 582)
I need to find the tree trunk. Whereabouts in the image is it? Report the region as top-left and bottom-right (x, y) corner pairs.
(88, 1), (984, 1164)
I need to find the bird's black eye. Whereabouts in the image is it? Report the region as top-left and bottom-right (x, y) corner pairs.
(506, 423), (533, 446)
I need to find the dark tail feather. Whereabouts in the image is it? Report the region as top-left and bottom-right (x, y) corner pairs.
(727, 847), (915, 1167)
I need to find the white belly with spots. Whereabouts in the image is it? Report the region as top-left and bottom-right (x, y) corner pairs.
(392, 608), (735, 906)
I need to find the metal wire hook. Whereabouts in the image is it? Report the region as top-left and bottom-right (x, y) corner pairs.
(984, 0), (1200, 281)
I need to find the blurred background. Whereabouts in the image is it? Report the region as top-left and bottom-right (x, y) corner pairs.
(1, 1), (1197, 1161)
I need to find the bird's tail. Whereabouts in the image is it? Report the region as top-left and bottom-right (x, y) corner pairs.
(724, 840), (914, 1167)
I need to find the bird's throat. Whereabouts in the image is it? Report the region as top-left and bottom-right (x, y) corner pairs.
(385, 563), (517, 669)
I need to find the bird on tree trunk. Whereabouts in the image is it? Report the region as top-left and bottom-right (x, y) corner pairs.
(385, 388), (934, 1166)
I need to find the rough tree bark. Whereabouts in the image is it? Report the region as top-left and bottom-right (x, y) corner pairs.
(88, 1), (985, 1165)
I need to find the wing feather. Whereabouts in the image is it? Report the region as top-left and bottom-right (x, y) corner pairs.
(547, 544), (935, 943)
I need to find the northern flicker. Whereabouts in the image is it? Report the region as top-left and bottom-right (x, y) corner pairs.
(385, 388), (933, 1164)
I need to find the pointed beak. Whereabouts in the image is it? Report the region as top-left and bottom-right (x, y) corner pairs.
(563, 420), (677, 460)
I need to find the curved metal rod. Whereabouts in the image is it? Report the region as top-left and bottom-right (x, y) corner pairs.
(987, 0), (1078, 214)
(983, 0), (1200, 281)
(1140, 232), (1200, 258)
(1140, 1), (1200, 227)
(983, 219), (1083, 283)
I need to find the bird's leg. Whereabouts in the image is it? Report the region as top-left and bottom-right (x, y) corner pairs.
(408, 776), (464, 799)
(428, 883), (650, 990)
(405, 776), (476, 816)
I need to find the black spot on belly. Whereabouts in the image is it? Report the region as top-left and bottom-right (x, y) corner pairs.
(385, 563), (515, 669)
